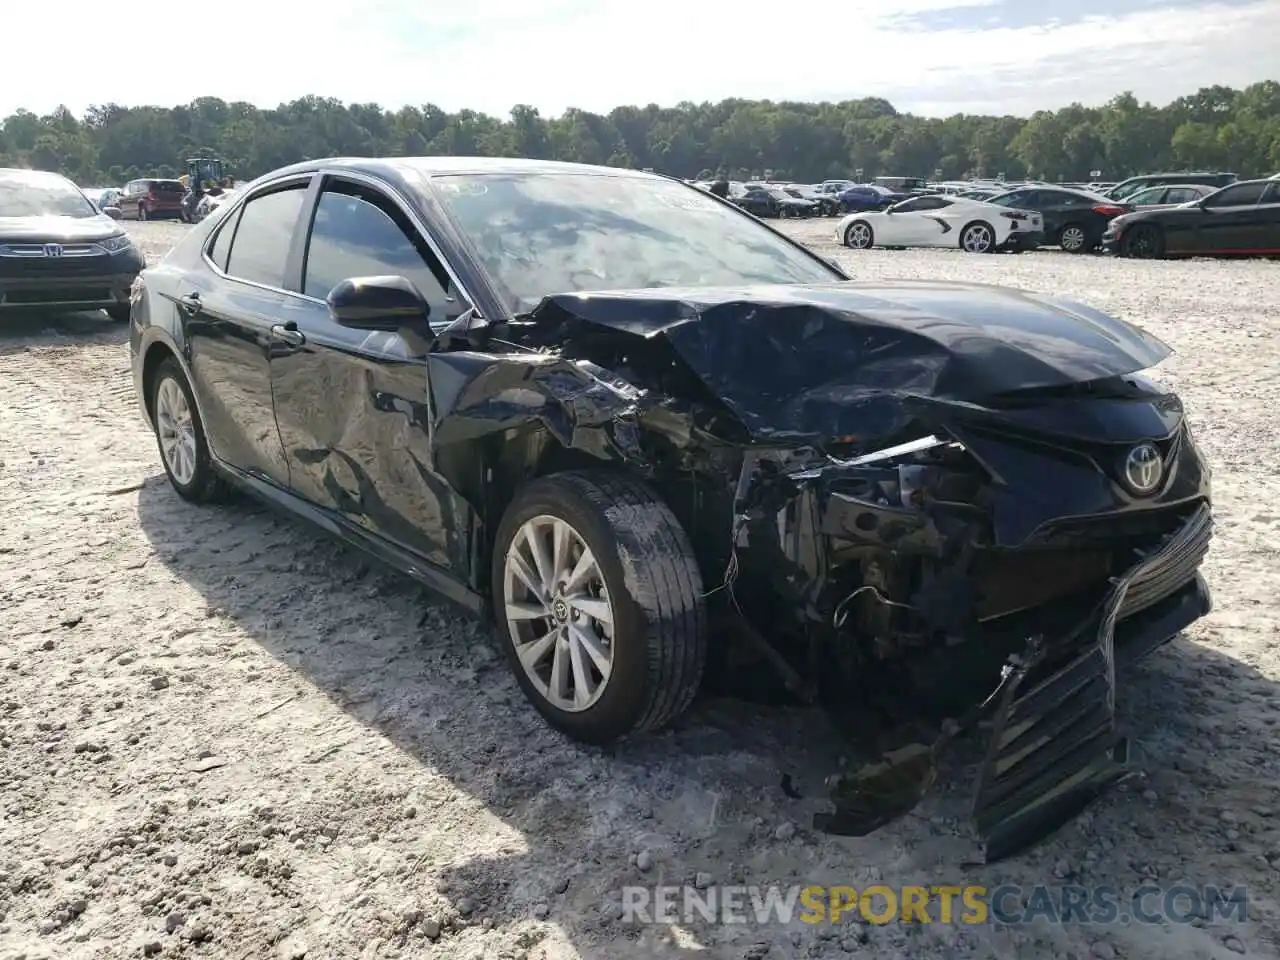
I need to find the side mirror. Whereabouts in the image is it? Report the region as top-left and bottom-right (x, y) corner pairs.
(103, 206), (122, 220)
(327, 275), (430, 331)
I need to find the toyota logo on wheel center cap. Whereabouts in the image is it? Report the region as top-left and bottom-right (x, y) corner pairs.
(551, 598), (570, 622)
(1123, 442), (1163, 495)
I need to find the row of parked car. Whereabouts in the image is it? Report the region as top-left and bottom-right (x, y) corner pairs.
(81, 179), (192, 221)
(826, 171), (1280, 259)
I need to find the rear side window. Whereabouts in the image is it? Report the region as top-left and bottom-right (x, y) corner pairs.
(206, 205), (241, 272)
(1204, 181), (1268, 208)
(1164, 187), (1199, 205)
(1111, 181), (1148, 200)
(302, 182), (464, 321)
(151, 181), (185, 195)
(224, 185), (307, 288)
(1053, 192), (1093, 207)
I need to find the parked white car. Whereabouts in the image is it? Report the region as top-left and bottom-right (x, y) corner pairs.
(834, 193), (1043, 253)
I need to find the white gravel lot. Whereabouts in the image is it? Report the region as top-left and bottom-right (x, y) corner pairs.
(1, 218), (1279, 960)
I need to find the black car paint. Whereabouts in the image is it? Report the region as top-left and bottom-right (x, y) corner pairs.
(988, 187), (1121, 252)
(1102, 179), (1280, 257)
(0, 212), (143, 314)
(130, 157), (1212, 860)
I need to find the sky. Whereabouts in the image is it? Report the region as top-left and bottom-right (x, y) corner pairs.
(6, 0), (1279, 120)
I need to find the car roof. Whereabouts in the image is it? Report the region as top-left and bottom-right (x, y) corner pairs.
(262, 156), (670, 188)
(0, 167), (77, 185)
(238, 156), (676, 204)
(1001, 184), (1109, 201)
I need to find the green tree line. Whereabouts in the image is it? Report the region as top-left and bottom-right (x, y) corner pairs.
(1, 83), (1278, 186)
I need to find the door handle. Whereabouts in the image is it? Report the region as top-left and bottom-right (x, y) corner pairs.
(270, 323), (306, 347)
(177, 292), (201, 315)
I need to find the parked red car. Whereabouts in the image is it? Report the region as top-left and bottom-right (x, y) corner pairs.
(118, 178), (186, 220)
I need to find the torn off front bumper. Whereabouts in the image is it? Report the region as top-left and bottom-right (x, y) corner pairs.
(817, 502), (1212, 862)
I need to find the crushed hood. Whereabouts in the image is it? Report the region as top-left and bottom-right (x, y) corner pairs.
(525, 281), (1171, 442)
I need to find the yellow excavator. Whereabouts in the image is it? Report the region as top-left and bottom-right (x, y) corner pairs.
(180, 157), (235, 223)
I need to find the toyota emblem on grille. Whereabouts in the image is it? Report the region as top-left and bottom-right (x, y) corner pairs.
(1123, 443), (1163, 495)
(43, 243), (63, 258)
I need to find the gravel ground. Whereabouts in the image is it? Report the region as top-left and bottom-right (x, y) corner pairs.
(2, 218), (1279, 960)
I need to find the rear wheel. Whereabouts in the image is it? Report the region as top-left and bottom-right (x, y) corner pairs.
(844, 220), (874, 249)
(1121, 225), (1165, 259)
(1058, 223), (1089, 253)
(491, 470), (707, 745)
(148, 357), (230, 503)
(960, 221), (995, 253)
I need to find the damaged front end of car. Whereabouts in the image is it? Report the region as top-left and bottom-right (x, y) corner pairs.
(728, 419), (1212, 863)
(429, 281), (1213, 862)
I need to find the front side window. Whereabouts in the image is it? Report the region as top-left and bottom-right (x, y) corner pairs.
(0, 172), (97, 218)
(429, 172), (840, 313)
(224, 184), (307, 287)
(302, 184), (463, 321)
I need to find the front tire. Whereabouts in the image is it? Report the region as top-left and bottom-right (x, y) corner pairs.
(844, 220), (874, 249)
(148, 357), (230, 503)
(1121, 225), (1165, 259)
(491, 470), (707, 745)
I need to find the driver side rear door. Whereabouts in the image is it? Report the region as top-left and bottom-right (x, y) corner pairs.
(1192, 180), (1272, 254)
(268, 172), (476, 576)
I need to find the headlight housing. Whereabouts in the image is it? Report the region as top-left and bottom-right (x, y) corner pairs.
(99, 234), (133, 254)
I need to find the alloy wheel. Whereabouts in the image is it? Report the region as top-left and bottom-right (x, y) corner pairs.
(1126, 228), (1160, 259)
(963, 224), (993, 252)
(503, 514), (615, 713)
(1060, 226), (1086, 251)
(155, 377), (197, 486)
(846, 223), (872, 249)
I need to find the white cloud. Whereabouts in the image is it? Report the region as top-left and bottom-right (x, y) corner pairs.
(2, 0), (1276, 119)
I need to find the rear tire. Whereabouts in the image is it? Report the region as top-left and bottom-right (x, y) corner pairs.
(960, 221), (996, 253)
(844, 220), (874, 249)
(148, 357), (230, 504)
(1058, 223), (1089, 253)
(491, 470), (707, 745)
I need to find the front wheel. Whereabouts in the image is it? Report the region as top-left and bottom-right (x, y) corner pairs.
(491, 470), (707, 745)
(844, 220), (874, 249)
(1121, 225), (1165, 259)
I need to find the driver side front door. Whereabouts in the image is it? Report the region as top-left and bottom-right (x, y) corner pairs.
(269, 174), (476, 576)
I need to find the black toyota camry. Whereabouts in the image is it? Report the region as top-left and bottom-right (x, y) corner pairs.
(129, 157), (1213, 861)
(0, 168), (143, 322)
